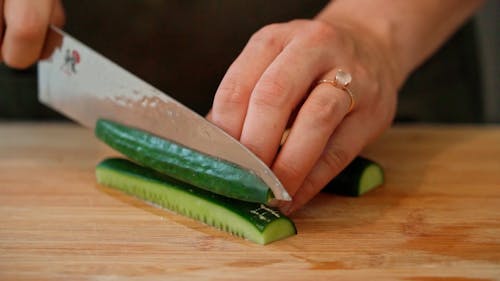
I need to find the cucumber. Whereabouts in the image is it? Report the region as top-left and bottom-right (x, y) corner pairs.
(96, 158), (296, 245)
(322, 156), (384, 196)
(95, 119), (272, 204)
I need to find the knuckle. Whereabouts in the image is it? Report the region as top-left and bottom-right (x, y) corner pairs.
(366, 79), (382, 100)
(250, 24), (284, 50)
(252, 77), (290, 109)
(309, 20), (336, 36)
(354, 64), (387, 113)
(300, 20), (336, 45)
(9, 13), (46, 42)
(304, 94), (342, 126)
(356, 65), (380, 95)
(323, 146), (350, 173)
(254, 23), (282, 37)
(300, 20), (358, 58)
(288, 19), (309, 26)
(215, 78), (250, 108)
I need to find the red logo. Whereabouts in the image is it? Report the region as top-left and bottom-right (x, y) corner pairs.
(61, 49), (80, 75)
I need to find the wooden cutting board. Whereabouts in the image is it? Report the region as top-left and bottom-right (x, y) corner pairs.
(1, 123), (499, 281)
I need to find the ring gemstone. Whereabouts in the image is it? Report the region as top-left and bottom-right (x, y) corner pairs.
(335, 69), (352, 88)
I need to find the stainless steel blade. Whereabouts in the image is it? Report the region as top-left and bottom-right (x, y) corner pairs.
(38, 26), (291, 201)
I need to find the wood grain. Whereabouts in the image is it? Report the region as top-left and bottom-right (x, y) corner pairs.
(0, 123), (499, 281)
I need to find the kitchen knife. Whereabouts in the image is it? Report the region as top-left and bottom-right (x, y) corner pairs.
(38, 26), (291, 202)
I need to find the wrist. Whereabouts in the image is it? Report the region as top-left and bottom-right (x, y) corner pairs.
(316, 0), (484, 91)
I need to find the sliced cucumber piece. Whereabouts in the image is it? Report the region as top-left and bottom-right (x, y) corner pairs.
(96, 158), (296, 245)
(95, 119), (272, 204)
(322, 157), (384, 196)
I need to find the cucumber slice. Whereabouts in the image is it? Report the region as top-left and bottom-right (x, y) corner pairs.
(96, 158), (296, 245)
(95, 119), (272, 204)
(322, 157), (384, 196)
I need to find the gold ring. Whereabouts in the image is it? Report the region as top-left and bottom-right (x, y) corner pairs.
(317, 69), (355, 113)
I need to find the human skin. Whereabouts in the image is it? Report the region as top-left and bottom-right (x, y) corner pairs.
(0, 0), (484, 214)
(207, 0), (484, 213)
(0, 0), (65, 68)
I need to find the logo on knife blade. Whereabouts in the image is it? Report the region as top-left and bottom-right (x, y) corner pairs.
(60, 49), (80, 75)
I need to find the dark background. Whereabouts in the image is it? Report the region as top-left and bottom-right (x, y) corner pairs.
(0, 0), (485, 123)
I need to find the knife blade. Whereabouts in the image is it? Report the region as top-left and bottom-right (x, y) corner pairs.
(38, 26), (291, 202)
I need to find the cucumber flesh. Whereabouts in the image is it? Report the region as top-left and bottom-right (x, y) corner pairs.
(322, 157), (384, 197)
(96, 158), (297, 245)
(358, 163), (384, 195)
(95, 119), (272, 204)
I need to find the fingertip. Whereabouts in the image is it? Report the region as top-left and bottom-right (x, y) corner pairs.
(2, 30), (43, 69)
(1, 47), (35, 69)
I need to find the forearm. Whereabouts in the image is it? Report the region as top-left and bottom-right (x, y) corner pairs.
(316, 0), (484, 87)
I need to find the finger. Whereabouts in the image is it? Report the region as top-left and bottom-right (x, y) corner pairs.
(2, 0), (54, 69)
(272, 77), (352, 197)
(210, 24), (290, 139)
(40, 0), (65, 61)
(51, 0), (65, 27)
(0, 0), (4, 62)
(282, 114), (369, 214)
(205, 109), (213, 122)
(239, 41), (333, 165)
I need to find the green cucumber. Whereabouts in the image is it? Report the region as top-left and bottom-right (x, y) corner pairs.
(322, 156), (384, 196)
(96, 158), (296, 245)
(95, 119), (272, 204)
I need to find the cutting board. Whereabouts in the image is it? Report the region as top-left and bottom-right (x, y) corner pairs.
(1, 123), (499, 280)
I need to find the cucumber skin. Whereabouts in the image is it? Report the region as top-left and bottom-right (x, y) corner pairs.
(95, 119), (271, 204)
(96, 158), (296, 243)
(322, 157), (384, 197)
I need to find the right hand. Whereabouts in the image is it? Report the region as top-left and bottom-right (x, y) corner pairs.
(0, 0), (65, 69)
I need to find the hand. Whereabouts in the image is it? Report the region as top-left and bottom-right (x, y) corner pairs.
(0, 0), (65, 69)
(208, 19), (400, 214)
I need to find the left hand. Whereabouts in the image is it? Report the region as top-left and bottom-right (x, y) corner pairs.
(208, 19), (399, 214)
